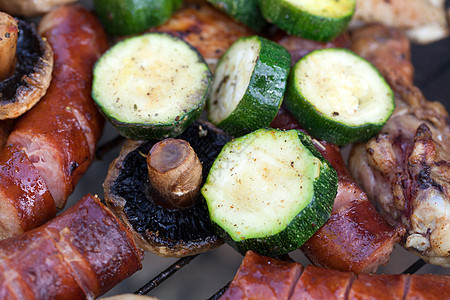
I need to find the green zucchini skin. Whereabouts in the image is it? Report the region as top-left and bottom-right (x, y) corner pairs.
(104, 100), (206, 140)
(210, 36), (291, 137)
(205, 129), (338, 256)
(92, 33), (212, 140)
(207, 0), (268, 32)
(258, 0), (355, 42)
(284, 48), (395, 146)
(284, 85), (385, 145)
(94, 0), (182, 36)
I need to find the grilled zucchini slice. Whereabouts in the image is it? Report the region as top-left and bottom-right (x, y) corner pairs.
(202, 128), (338, 256)
(92, 33), (212, 140)
(208, 35), (290, 136)
(284, 48), (394, 145)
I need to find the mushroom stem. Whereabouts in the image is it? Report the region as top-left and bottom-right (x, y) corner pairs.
(147, 138), (203, 209)
(0, 12), (18, 81)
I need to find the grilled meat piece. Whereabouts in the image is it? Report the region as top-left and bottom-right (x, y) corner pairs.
(220, 251), (450, 300)
(6, 4), (107, 209)
(351, 0), (449, 44)
(0, 194), (142, 299)
(151, 1), (253, 71)
(349, 24), (450, 267)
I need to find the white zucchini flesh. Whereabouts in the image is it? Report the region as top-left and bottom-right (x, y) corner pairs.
(93, 34), (208, 124)
(208, 38), (260, 124)
(283, 0), (355, 18)
(295, 50), (393, 126)
(202, 129), (322, 241)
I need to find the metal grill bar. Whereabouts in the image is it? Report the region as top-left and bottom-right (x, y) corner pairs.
(135, 254), (198, 295)
(206, 256), (427, 299)
(402, 259), (426, 275)
(207, 281), (230, 300)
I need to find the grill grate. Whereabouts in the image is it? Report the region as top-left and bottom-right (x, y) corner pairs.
(129, 254), (427, 299)
(72, 1), (450, 298)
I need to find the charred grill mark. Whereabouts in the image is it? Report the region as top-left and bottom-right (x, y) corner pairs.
(415, 164), (444, 192)
(69, 161), (79, 175)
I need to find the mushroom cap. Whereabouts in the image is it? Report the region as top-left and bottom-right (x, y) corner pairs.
(104, 121), (230, 257)
(0, 18), (53, 120)
(0, 0), (78, 17)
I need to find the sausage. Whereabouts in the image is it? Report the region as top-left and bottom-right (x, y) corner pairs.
(6, 4), (107, 209)
(270, 107), (405, 273)
(0, 145), (55, 240)
(220, 251), (450, 300)
(0, 194), (142, 300)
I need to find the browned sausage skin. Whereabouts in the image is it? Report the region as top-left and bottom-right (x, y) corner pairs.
(0, 194), (142, 300)
(270, 107), (404, 273)
(6, 4), (107, 209)
(0, 145), (55, 240)
(220, 251), (450, 300)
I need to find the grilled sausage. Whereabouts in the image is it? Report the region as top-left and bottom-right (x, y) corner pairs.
(6, 4), (107, 209)
(270, 107), (405, 273)
(220, 251), (450, 300)
(0, 194), (142, 300)
(0, 145), (55, 240)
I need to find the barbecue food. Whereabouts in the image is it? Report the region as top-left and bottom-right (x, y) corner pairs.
(0, 12), (53, 119)
(0, 194), (142, 299)
(220, 251), (450, 300)
(348, 24), (450, 267)
(0, 0), (77, 17)
(351, 0), (449, 44)
(104, 121), (229, 257)
(0, 4), (107, 240)
(271, 107), (404, 273)
(151, 1), (253, 70)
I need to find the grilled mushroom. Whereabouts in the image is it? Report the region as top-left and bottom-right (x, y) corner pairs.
(104, 121), (230, 257)
(0, 0), (77, 17)
(0, 12), (53, 119)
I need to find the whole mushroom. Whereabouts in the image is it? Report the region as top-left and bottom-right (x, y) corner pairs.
(0, 11), (53, 120)
(0, 0), (77, 17)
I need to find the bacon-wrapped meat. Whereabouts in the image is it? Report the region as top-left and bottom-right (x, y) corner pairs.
(0, 194), (142, 299)
(0, 4), (107, 240)
(6, 4), (107, 209)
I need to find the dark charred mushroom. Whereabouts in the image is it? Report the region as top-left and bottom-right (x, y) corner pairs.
(0, 12), (53, 119)
(104, 121), (230, 257)
(0, 0), (77, 17)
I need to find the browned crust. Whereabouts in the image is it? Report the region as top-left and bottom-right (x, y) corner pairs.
(0, 194), (142, 298)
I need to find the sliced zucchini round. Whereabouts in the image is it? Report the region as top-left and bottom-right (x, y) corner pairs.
(207, 0), (268, 32)
(259, 0), (356, 42)
(94, 0), (182, 36)
(208, 35), (291, 136)
(201, 128), (338, 256)
(284, 48), (394, 146)
(92, 33), (212, 140)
